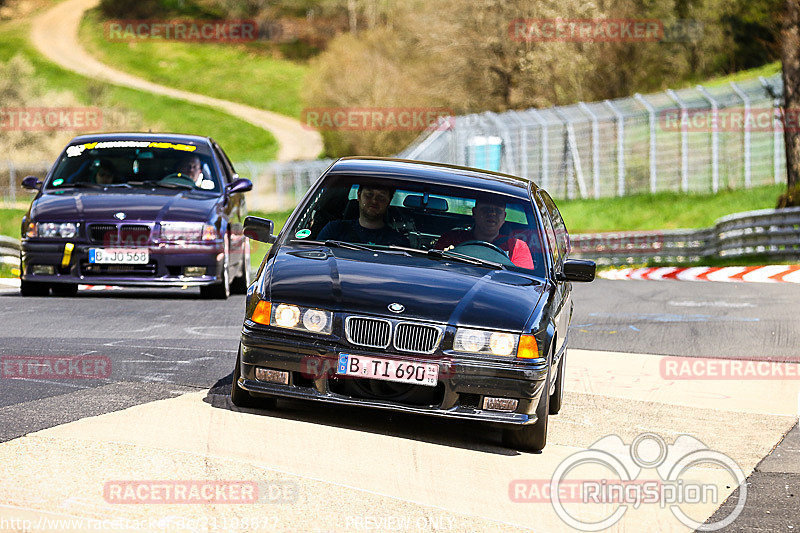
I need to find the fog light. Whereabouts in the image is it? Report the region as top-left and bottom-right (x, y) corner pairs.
(31, 265), (55, 275)
(482, 397), (519, 412)
(183, 266), (207, 277)
(255, 368), (289, 384)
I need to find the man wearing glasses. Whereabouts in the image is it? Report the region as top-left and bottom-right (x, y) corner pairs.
(435, 197), (534, 269)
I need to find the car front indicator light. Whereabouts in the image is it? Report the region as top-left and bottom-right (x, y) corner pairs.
(201, 224), (218, 241)
(516, 335), (539, 359)
(251, 300), (271, 325)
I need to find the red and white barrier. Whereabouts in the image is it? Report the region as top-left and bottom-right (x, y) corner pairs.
(599, 265), (800, 283)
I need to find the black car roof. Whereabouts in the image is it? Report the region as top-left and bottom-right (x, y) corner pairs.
(328, 157), (538, 198)
(67, 132), (213, 147)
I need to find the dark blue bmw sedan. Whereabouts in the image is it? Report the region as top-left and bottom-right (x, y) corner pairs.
(232, 157), (595, 452)
(19, 133), (252, 298)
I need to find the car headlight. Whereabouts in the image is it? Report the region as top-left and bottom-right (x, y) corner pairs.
(454, 328), (520, 357)
(250, 300), (332, 335)
(160, 222), (217, 241)
(32, 222), (77, 238)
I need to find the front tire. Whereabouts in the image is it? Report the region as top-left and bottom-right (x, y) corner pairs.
(200, 235), (230, 299)
(51, 283), (78, 297)
(20, 280), (50, 296)
(502, 357), (551, 452)
(230, 239), (250, 295)
(549, 350), (566, 415)
(231, 346), (276, 409)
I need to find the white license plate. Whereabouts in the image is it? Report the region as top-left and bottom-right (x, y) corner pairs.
(336, 354), (438, 387)
(88, 248), (149, 264)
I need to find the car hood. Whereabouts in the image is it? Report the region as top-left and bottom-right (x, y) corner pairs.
(268, 246), (546, 331)
(31, 189), (218, 223)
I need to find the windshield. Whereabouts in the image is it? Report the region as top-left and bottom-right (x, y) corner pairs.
(284, 175), (546, 277)
(45, 141), (221, 192)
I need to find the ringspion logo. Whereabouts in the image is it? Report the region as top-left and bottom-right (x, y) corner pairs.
(512, 433), (746, 531)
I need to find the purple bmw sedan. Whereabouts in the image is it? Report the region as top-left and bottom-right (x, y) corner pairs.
(19, 133), (253, 298)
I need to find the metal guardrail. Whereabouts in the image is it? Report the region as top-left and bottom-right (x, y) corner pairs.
(571, 207), (800, 265)
(0, 236), (21, 267)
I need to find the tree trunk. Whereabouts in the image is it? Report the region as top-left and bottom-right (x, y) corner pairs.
(782, 0), (800, 189)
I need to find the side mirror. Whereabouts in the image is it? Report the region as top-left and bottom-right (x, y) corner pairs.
(227, 178), (253, 195)
(243, 216), (275, 244)
(557, 259), (596, 282)
(21, 176), (42, 190)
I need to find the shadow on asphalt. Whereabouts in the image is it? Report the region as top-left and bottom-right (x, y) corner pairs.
(6, 288), (228, 300)
(203, 373), (522, 457)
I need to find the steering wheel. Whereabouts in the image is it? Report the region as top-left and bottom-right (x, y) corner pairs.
(450, 240), (514, 266)
(159, 173), (197, 187)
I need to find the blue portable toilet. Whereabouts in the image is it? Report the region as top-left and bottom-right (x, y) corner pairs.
(467, 136), (503, 171)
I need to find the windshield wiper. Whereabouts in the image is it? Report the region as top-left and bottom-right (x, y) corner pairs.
(426, 248), (505, 270)
(289, 239), (382, 253)
(52, 182), (101, 189)
(128, 180), (193, 190)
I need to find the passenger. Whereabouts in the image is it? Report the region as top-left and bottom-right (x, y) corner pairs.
(317, 184), (409, 246)
(435, 197), (534, 268)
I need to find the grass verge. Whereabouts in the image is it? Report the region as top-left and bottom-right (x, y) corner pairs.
(558, 184), (785, 233)
(79, 9), (309, 119)
(0, 263), (20, 278)
(0, 17), (278, 161)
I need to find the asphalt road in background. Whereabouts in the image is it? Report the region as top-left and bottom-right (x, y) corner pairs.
(1, 279), (798, 530)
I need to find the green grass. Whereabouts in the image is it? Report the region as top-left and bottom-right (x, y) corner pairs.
(0, 263), (19, 278)
(559, 184), (785, 233)
(79, 9), (309, 118)
(0, 18), (277, 162)
(0, 208), (25, 239)
(693, 61), (781, 89)
(248, 208), (294, 269)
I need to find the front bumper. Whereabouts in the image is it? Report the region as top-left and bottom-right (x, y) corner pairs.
(20, 240), (224, 287)
(239, 325), (549, 427)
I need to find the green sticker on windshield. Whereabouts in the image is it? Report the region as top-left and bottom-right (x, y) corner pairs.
(52, 178), (64, 186)
(295, 229), (311, 239)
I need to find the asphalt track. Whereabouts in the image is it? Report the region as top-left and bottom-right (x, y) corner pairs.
(0, 279), (798, 531)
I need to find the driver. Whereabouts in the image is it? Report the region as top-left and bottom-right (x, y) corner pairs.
(177, 155), (203, 186)
(435, 196), (534, 268)
(317, 183), (409, 246)
(93, 159), (116, 185)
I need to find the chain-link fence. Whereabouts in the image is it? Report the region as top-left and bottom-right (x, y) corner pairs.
(1, 161), (51, 207)
(263, 73), (786, 208)
(2, 73), (788, 212)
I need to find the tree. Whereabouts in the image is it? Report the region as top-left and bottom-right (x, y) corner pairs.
(781, 0), (800, 191)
